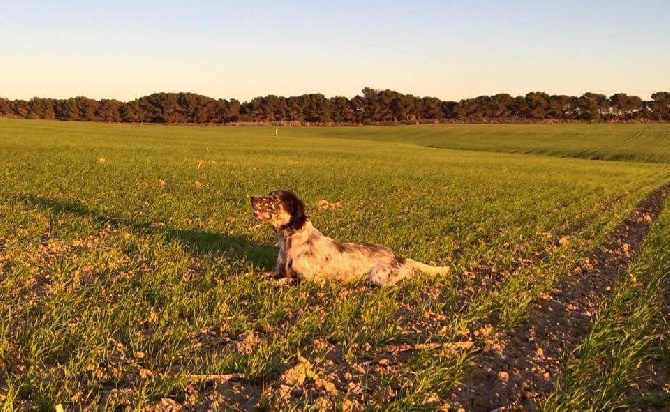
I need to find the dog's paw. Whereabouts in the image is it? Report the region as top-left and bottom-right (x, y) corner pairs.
(272, 277), (299, 287)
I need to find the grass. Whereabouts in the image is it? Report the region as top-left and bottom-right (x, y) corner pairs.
(267, 123), (670, 163)
(544, 194), (670, 410)
(1, 119), (669, 409)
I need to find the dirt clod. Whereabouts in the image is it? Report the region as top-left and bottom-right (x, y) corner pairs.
(498, 371), (510, 383)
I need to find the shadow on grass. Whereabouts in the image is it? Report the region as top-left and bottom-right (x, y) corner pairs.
(16, 193), (277, 270)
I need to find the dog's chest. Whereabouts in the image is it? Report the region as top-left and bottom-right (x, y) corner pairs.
(284, 229), (319, 277)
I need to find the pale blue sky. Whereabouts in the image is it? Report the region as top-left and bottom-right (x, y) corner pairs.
(2, 1), (668, 102)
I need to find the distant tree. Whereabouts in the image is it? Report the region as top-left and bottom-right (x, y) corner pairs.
(227, 99), (241, 122)
(9, 100), (28, 118)
(578, 92), (608, 121)
(350, 95), (366, 123)
(77, 97), (99, 121)
(96, 99), (122, 122)
(361, 87), (386, 122)
(29, 97), (56, 120)
(284, 96), (304, 122)
(650, 92), (670, 120)
(120, 101), (142, 123)
(377, 90), (397, 122)
(55, 98), (79, 120)
(1, 88), (664, 124)
(0, 98), (10, 116)
(136, 93), (184, 123)
(418, 97), (443, 122)
(609, 93), (642, 120)
(178, 93), (218, 123)
(453, 98), (471, 121)
(179, 93), (200, 122)
(329, 96), (354, 123)
(556, 95), (580, 119)
(525, 92), (550, 119)
(626, 95), (644, 120)
(211, 98), (238, 123)
(511, 96), (529, 119)
(453, 99), (468, 121)
(269, 95), (288, 121)
(301, 94), (331, 123)
(455, 96), (494, 122)
(243, 96), (269, 122)
(390, 93), (414, 121)
(441, 100), (458, 119)
(547, 95), (572, 119)
(490, 94), (514, 120)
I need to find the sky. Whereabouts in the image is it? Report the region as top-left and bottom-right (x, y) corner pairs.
(2, 0), (669, 102)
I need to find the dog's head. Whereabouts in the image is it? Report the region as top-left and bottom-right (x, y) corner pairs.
(250, 190), (307, 231)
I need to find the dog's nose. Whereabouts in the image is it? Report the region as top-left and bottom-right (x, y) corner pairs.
(250, 196), (256, 204)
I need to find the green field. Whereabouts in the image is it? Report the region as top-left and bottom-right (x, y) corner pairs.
(272, 123), (670, 163)
(1, 119), (669, 410)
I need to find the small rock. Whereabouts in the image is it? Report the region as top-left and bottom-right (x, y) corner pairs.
(153, 398), (182, 411)
(139, 368), (154, 379)
(282, 359), (317, 386)
(315, 378), (338, 394)
(421, 393), (441, 405)
(235, 330), (260, 355)
(342, 399), (362, 412)
(317, 199), (342, 210)
(498, 371), (509, 383)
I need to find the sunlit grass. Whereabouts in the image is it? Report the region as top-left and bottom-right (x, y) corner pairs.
(544, 196), (670, 411)
(1, 119), (669, 409)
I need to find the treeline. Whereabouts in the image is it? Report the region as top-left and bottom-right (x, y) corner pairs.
(1, 88), (669, 124)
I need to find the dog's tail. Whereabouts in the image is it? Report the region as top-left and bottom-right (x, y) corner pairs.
(406, 259), (451, 275)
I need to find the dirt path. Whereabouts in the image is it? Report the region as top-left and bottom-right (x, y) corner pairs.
(451, 183), (670, 411)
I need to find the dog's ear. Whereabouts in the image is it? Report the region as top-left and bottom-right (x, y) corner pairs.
(285, 192), (307, 229)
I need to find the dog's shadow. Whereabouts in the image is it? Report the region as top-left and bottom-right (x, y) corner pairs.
(16, 194), (277, 270)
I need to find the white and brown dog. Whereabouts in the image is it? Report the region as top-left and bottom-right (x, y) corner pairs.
(250, 190), (450, 286)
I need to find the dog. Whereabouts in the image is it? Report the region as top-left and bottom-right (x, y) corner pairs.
(250, 190), (450, 286)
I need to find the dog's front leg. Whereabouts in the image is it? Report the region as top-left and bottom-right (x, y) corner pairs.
(279, 234), (300, 279)
(276, 235), (288, 277)
(285, 257), (299, 279)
